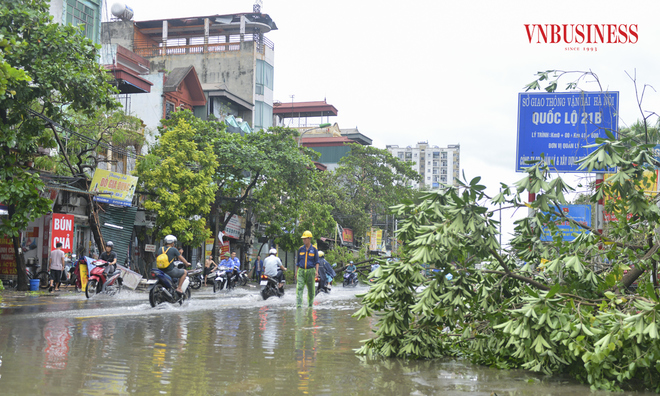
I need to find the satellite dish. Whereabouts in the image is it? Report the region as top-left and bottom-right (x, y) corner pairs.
(111, 3), (134, 21)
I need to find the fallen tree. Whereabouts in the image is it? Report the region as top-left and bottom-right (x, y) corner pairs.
(354, 71), (660, 392)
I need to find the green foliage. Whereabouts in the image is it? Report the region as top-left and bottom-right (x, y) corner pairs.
(0, 0), (117, 239)
(325, 144), (421, 238)
(135, 119), (218, 246)
(355, 72), (660, 391)
(158, 111), (335, 247)
(324, 245), (357, 266)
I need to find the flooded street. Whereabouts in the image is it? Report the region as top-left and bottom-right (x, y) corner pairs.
(0, 285), (655, 395)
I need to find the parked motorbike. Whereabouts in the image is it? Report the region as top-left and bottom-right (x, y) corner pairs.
(342, 272), (358, 287)
(188, 264), (203, 290)
(315, 276), (331, 296)
(86, 260), (123, 298)
(212, 266), (234, 293)
(259, 273), (285, 300)
(149, 263), (191, 307)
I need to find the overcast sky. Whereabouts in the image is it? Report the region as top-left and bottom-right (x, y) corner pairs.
(113, 0), (660, 243)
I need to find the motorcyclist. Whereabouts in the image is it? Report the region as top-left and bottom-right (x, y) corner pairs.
(317, 251), (333, 289)
(346, 261), (357, 283)
(263, 248), (286, 288)
(99, 241), (118, 276)
(159, 235), (190, 294)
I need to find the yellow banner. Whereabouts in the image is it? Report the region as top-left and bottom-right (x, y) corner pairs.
(89, 169), (138, 207)
(205, 239), (214, 259)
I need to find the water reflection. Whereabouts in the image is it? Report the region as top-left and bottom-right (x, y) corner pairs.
(0, 290), (656, 395)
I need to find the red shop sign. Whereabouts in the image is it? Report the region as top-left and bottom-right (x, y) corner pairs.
(51, 213), (74, 254)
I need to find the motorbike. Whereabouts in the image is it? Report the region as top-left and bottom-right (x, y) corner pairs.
(260, 273), (285, 300)
(188, 263), (203, 290)
(237, 269), (249, 286)
(343, 272), (358, 287)
(86, 260), (123, 298)
(315, 276), (331, 296)
(148, 263), (191, 307)
(212, 266), (235, 293)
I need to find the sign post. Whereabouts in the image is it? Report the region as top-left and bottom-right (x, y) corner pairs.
(540, 205), (591, 242)
(517, 91), (619, 173)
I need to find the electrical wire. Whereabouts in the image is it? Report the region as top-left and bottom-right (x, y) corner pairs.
(28, 109), (142, 160)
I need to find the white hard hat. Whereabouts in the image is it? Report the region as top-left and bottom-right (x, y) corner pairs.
(164, 235), (177, 244)
(318, 251), (324, 257)
(269, 248), (277, 255)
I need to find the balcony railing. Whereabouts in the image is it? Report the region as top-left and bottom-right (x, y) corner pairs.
(134, 34), (274, 58)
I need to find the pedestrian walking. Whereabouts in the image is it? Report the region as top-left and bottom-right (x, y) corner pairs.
(48, 242), (65, 292)
(295, 230), (319, 308)
(253, 255), (264, 280)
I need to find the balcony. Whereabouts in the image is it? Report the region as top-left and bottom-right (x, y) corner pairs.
(134, 35), (274, 58)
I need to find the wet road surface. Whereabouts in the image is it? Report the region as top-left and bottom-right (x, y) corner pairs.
(0, 284), (655, 395)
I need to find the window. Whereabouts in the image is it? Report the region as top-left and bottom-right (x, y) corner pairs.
(165, 101), (175, 119)
(442, 161), (447, 167)
(256, 59), (274, 94)
(398, 153), (404, 160)
(254, 101), (273, 130)
(66, 0), (98, 41)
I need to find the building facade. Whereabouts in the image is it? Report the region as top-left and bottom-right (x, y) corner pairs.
(101, 11), (277, 134)
(387, 143), (460, 189)
(49, 0), (102, 44)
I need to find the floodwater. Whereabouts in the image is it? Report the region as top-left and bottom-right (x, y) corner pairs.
(0, 285), (655, 396)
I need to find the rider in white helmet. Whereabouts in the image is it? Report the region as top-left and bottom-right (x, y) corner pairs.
(159, 235), (190, 294)
(263, 248), (286, 288)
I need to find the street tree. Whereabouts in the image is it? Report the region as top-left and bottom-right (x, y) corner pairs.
(158, 111), (333, 256)
(135, 118), (218, 247)
(0, 0), (117, 290)
(328, 143), (421, 239)
(354, 71), (660, 392)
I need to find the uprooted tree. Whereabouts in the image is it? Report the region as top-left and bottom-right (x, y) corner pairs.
(355, 70), (660, 392)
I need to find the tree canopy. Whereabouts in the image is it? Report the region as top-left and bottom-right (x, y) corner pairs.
(325, 143), (421, 238)
(355, 71), (660, 392)
(135, 118), (218, 246)
(0, 0), (117, 289)
(157, 111), (335, 251)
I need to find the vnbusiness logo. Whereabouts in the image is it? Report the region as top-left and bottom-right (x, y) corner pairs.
(525, 24), (638, 44)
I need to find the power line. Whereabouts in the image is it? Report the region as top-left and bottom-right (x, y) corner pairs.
(28, 109), (142, 160)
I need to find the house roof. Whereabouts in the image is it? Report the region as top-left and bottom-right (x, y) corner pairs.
(273, 101), (338, 118)
(104, 64), (153, 94)
(134, 12), (277, 36)
(301, 136), (356, 147)
(164, 66), (206, 106)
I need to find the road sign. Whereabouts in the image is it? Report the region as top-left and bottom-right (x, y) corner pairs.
(517, 92), (619, 173)
(540, 204), (591, 241)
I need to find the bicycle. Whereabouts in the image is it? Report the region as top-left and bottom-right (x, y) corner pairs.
(26, 259), (50, 289)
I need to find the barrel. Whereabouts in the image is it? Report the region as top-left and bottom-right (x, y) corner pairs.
(29, 279), (40, 291)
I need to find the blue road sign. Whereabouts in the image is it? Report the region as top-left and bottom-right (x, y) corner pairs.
(517, 92), (619, 173)
(540, 204), (591, 242)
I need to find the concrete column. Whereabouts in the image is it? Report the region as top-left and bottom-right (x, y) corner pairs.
(204, 18), (209, 52)
(162, 20), (168, 55)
